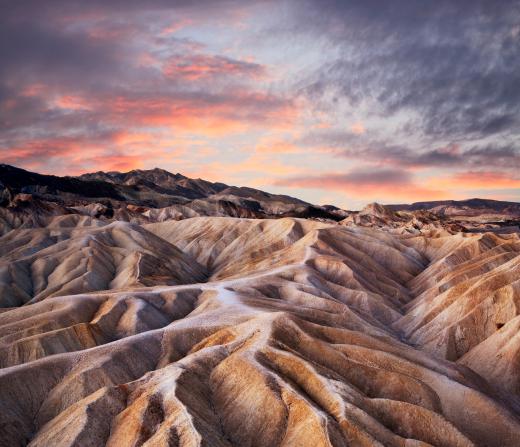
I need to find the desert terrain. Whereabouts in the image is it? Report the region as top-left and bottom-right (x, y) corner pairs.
(1, 165), (520, 446)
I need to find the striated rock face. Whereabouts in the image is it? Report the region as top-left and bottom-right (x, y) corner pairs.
(1, 215), (520, 446)
(396, 231), (520, 397)
(0, 219), (207, 307)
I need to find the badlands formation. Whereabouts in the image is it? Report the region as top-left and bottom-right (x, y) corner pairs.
(0, 165), (520, 446)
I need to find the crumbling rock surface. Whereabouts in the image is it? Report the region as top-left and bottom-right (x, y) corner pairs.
(1, 215), (520, 446)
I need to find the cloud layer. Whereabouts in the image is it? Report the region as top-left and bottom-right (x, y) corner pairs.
(1, 0), (519, 208)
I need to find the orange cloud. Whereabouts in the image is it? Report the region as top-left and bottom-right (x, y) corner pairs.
(87, 154), (143, 172)
(53, 95), (91, 111)
(1, 133), (153, 175)
(160, 19), (193, 35)
(87, 89), (297, 136)
(185, 153), (303, 185)
(111, 131), (156, 146)
(21, 84), (46, 97)
(350, 122), (365, 135)
(3, 137), (92, 161)
(277, 171), (450, 202)
(431, 171), (520, 190)
(162, 54), (266, 81)
(255, 138), (302, 154)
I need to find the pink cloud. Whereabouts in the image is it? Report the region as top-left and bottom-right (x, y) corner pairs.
(431, 171), (520, 190)
(277, 170), (450, 201)
(162, 54), (266, 81)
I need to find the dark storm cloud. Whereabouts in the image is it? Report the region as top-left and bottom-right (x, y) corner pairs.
(0, 0), (251, 17)
(0, 21), (117, 77)
(294, 0), (520, 141)
(0, 2), (129, 137)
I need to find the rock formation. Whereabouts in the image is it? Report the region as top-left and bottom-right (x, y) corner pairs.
(1, 165), (520, 446)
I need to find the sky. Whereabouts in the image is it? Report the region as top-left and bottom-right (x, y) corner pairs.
(1, 0), (520, 209)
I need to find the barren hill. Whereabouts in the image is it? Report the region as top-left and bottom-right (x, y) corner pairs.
(1, 165), (520, 446)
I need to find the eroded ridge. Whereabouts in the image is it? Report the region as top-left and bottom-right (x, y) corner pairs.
(1, 216), (519, 446)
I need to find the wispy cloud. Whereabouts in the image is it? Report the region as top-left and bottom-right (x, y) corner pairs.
(162, 54), (266, 81)
(1, 0), (519, 206)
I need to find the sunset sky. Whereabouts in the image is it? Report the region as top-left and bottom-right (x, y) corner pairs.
(1, 0), (519, 209)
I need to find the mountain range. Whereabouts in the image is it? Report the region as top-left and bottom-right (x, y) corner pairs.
(1, 164), (518, 231)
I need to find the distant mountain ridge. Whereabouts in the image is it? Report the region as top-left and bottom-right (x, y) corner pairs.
(0, 164), (345, 230)
(78, 168), (228, 201)
(0, 164), (307, 208)
(0, 163), (125, 201)
(388, 198), (520, 212)
(1, 165), (518, 233)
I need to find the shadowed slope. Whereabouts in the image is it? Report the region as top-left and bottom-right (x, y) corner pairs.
(394, 231), (520, 400)
(0, 218), (206, 307)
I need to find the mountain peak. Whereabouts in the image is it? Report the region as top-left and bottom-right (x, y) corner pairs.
(127, 167), (186, 178)
(359, 202), (395, 218)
